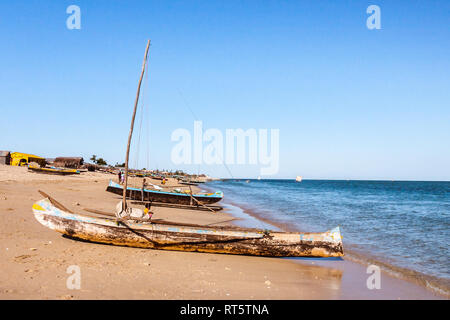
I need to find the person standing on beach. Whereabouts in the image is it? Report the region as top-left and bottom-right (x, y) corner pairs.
(144, 203), (153, 220)
(118, 170), (122, 184)
(121, 171), (125, 184)
(141, 178), (147, 201)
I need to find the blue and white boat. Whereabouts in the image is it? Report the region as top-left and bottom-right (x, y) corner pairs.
(106, 180), (224, 205)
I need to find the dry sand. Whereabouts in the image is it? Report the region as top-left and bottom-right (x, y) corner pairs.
(0, 165), (445, 299)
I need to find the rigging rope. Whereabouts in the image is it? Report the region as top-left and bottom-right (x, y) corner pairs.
(176, 89), (265, 230)
(176, 88), (234, 179)
(133, 49), (151, 174)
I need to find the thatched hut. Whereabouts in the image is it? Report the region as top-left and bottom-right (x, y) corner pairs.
(53, 157), (84, 168)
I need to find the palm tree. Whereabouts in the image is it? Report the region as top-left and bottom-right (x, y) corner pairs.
(96, 158), (107, 166)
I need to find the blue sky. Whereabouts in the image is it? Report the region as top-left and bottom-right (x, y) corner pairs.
(0, 0), (449, 180)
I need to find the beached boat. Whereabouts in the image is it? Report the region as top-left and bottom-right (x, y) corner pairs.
(28, 165), (80, 175)
(32, 196), (344, 257)
(179, 181), (198, 186)
(106, 180), (223, 205)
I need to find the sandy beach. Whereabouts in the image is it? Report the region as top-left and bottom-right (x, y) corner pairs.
(0, 165), (445, 300)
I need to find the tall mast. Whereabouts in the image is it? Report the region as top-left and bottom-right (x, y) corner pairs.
(122, 39), (151, 212)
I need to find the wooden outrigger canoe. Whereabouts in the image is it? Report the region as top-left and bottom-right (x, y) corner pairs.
(106, 180), (224, 205)
(28, 165), (80, 175)
(32, 197), (344, 257)
(179, 181), (198, 186)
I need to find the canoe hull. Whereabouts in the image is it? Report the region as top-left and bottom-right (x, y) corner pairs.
(106, 180), (223, 205)
(32, 198), (344, 257)
(28, 167), (79, 175)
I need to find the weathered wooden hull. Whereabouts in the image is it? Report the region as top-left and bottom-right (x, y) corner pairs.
(32, 198), (344, 257)
(106, 180), (223, 205)
(28, 166), (80, 175)
(179, 182), (198, 186)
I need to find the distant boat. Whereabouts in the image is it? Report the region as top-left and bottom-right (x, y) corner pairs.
(28, 164), (80, 175)
(295, 176), (302, 182)
(257, 176), (261, 180)
(190, 180), (205, 184)
(179, 181), (198, 186)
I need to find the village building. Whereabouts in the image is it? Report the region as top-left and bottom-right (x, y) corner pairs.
(0, 151), (11, 165)
(53, 157), (84, 168)
(10, 152), (46, 167)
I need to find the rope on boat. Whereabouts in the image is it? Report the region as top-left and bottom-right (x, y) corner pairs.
(185, 186), (217, 214)
(119, 221), (270, 247)
(133, 44), (151, 172)
(177, 88), (235, 179)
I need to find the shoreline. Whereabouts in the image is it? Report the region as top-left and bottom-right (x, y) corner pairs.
(202, 182), (449, 299)
(0, 165), (446, 300)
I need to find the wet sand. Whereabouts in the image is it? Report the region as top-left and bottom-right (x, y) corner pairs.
(0, 165), (445, 299)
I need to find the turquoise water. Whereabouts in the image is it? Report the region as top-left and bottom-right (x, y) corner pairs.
(206, 179), (450, 287)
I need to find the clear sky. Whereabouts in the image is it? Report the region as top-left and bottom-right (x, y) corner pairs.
(0, 0), (449, 180)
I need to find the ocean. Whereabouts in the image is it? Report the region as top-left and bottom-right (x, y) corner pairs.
(204, 179), (450, 294)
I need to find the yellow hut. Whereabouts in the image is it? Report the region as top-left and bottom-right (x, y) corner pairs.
(10, 152), (46, 167)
